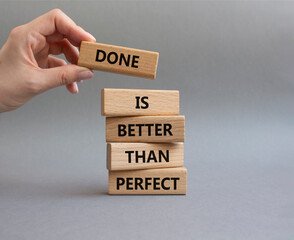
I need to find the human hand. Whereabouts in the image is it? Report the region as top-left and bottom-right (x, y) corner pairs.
(0, 9), (95, 113)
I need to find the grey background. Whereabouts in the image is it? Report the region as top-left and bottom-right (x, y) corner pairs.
(0, 1), (294, 239)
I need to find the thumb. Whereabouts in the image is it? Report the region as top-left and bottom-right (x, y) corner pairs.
(40, 64), (94, 91)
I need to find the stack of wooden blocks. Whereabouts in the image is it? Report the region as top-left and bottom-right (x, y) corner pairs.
(78, 41), (187, 195)
(101, 88), (187, 195)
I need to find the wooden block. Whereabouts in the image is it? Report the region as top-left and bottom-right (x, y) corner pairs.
(109, 167), (187, 195)
(107, 142), (184, 171)
(78, 41), (159, 79)
(101, 88), (179, 116)
(106, 115), (185, 142)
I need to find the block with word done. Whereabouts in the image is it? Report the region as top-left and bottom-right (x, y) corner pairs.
(101, 88), (179, 116)
(107, 142), (184, 171)
(109, 167), (187, 195)
(78, 42), (159, 79)
(106, 115), (185, 142)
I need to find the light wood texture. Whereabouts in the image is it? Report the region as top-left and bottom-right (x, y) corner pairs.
(106, 115), (185, 142)
(109, 167), (187, 195)
(78, 41), (159, 79)
(101, 88), (179, 116)
(107, 142), (184, 171)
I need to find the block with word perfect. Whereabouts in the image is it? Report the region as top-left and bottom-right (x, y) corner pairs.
(78, 41), (159, 79)
(106, 115), (185, 142)
(109, 167), (187, 195)
(101, 88), (179, 116)
(107, 142), (184, 171)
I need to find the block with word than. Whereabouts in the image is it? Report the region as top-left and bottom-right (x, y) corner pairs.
(107, 142), (184, 171)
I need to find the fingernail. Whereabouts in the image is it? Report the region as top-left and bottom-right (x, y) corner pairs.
(77, 70), (94, 81)
(74, 83), (79, 94)
(77, 80), (83, 83)
(86, 32), (96, 41)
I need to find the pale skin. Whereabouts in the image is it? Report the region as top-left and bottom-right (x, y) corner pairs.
(0, 9), (95, 113)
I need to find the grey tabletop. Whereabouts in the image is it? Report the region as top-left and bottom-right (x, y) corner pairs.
(0, 1), (294, 239)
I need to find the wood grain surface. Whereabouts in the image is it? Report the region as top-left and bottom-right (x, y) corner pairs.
(107, 142), (184, 170)
(78, 41), (159, 79)
(109, 167), (187, 195)
(106, 115), (185, 142)
(101, 88), (179, 116)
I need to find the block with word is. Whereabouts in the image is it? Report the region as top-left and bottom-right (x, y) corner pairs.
(106, 115), (185, 142)
(101, 88), (179, 116)
(109, 167), (187, 195)
(107, 142), (184, 171)
(78, 41), (159, 79)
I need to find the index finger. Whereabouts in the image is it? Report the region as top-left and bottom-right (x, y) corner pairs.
(27, 9), (96, 46)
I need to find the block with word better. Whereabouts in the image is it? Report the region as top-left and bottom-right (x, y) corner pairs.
(78, 42), (159, 79)
(107, 142), (184, 171)
(106, 115), (185, 142)
(101, 88), (179, 116)
(109, 167), (187, 195)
